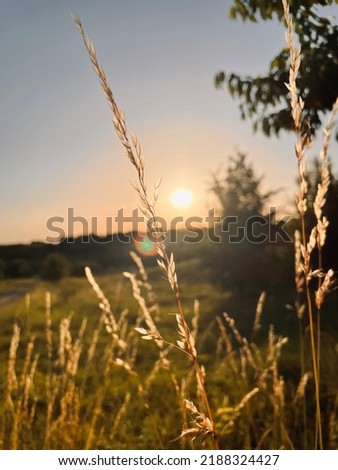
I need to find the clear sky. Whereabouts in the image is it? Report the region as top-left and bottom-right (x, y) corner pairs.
(1, 0), (337, 244)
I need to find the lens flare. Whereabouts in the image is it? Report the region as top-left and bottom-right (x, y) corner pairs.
(133, 233), (157, 257)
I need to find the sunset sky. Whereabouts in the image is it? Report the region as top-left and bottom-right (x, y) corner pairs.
(1, 0), (337, 244)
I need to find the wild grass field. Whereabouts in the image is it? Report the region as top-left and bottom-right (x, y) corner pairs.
(0, 253), (337, 450)
(1, 0), (337, 450)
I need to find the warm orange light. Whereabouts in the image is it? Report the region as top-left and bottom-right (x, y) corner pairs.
(171, 188), (193, 208)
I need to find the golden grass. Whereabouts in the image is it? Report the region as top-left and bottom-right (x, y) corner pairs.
(73, 15), (220, 449)
(282, 0), (338, 448)
(0, 0), (337, 450)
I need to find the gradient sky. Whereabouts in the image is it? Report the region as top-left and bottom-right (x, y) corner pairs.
(1, 0), (337, 244)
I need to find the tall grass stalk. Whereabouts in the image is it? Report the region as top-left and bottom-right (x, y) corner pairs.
(314, 98), (338, 395)
(73, 16), (219, 449)
(282, 0), (337, 449)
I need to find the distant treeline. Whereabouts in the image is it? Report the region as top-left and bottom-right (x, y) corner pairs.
(0, 203), (337, 298)
(0, 230), (208, 281)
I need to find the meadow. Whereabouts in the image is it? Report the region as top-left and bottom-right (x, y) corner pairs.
(1, 0), (337, 450)
(0, 251), (337, 450)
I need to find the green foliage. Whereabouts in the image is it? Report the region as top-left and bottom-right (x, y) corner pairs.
(228, 0), (336, 22)
(216, 1), (338, 138)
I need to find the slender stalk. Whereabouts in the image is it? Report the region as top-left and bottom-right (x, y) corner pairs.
(301, 212), (322, 449)
(73, 16), (219, 449)
(313, 98), (338, 440)
(165, 253), (219, 447)
(282, 0), (323, 448)
(298, 317), (308, 449)
(316, 248), (322, 417)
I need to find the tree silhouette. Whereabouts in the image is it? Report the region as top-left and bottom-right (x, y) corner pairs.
(208, 153), (291, 293)
(211, 152), (274, 220)
(215, 0), (338, 138)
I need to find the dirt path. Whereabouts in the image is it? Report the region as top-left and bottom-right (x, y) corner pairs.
(0, 282), (36, 307)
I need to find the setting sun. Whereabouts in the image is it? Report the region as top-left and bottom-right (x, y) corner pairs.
(170, 188), (193, 208)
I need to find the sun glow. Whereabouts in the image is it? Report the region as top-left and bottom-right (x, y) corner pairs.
(171, 188), (193, 208)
